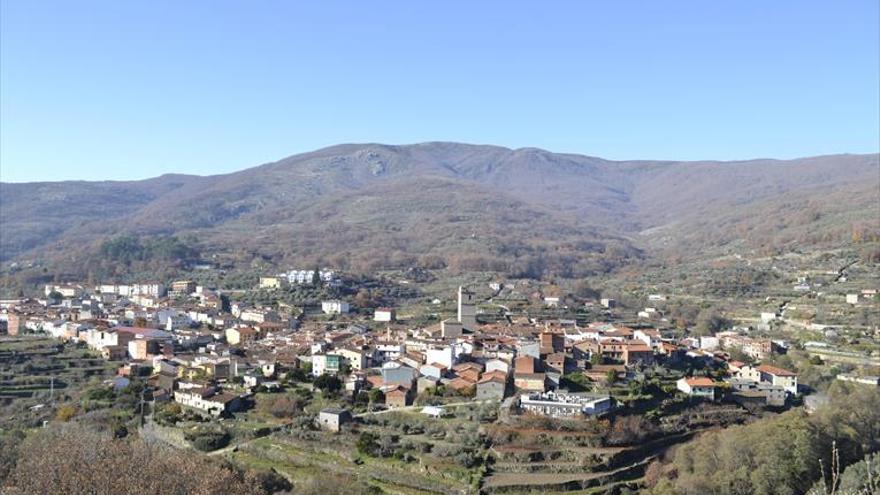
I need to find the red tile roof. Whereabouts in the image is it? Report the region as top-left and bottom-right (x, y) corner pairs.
(478, 370), (507, 384)
(685, 377), (716, 387)
(447, 378), (474, 391)
(456, 369), (480, 383)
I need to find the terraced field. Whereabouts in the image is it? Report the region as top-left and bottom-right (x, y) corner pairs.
(484, 442), (640, 493)
(482, 427), (707, 494)
(0, 335), (118, 429)
(221, 430), (478, 494)
(482, 461), (647, 492)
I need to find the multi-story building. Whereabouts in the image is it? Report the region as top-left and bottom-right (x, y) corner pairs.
(321, 300), (350, 315)
(737, 364), (798, 394)
(169, 281), (196, 298)
(519, 392), (615, 418)
(98, 283), (166, 298)
(373, 342), (404, 363)
(334, 347), (368, 370)
(282, 269), (336, 285)
(312, 354), (342, 376)
(728, 379), (786, 406)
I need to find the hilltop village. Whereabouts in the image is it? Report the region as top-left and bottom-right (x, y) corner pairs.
(5, 273), (811, 415)
(1, 265), (878, 493)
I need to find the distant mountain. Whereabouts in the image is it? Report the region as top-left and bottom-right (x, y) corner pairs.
(1, 143), (877, 280)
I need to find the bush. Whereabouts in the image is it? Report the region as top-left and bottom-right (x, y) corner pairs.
(55, 405), (77, 422)
(4, 423), (273, 494)
(188, 430), (230, 452)
(153, 403), (182, 426)
(84, 386), (115, 402)
(257, 395), (303, 419)
(455, 450), (481, 468)
(356, 432), (379, 457)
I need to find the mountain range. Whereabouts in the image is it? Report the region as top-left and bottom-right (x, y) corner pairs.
(1, 142), (877, 280)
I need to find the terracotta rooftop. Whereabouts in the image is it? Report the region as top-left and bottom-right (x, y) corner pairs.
(685, 377), (716, 387)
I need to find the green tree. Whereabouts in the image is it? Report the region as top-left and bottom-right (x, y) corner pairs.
(356, 432), (379, 457)
(368, 388), (385, 406)
(604, 370), (618, 387)
(313, 374), (342, 395)
(651, 384), (880, 495)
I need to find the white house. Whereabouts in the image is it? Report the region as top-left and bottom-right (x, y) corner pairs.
(373, 342), (404, 363)
(676, 377), (716, 399)
(634, 329), (661, 348)
(334, 347), (368, 371)
(322, 300), (350, 315)
(485, 358), (511, 374)
(760, 312), (778, 323)
(311, 354), (342, 377)
(419, 362), (448, 380)
(426, 345), (455, 369)
(240, 308), (280, 324)
(374, 307), (395, 322)
(699, 336), (720, 351)
(173, 387), (240, 417)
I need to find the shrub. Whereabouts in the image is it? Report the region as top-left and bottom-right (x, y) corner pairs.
(4, 423), (272, 494)
(55, 405), (76, 422)
(188, 430), (230, 452)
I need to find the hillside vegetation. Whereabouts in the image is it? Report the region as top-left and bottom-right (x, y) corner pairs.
(1, 143), (877, 282)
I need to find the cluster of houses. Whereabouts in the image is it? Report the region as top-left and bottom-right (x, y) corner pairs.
(675, 363), (796, 407)
(1, 278), (818, 422)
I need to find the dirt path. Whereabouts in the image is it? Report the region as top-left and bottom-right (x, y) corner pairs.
(482, 457), (649, 489)
(353, 399), (495, 417)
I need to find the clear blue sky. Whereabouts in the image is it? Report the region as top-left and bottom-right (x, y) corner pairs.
(1, 1), (878, 182)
